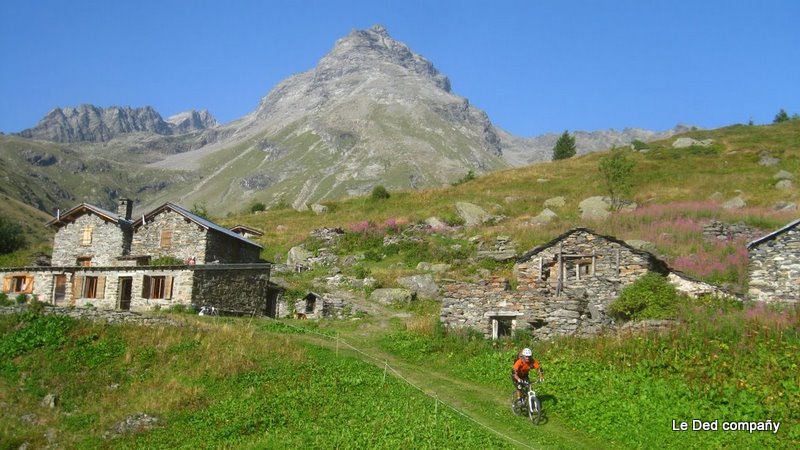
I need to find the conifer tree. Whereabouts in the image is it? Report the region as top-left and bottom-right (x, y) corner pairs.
(552, 130), (576, 160)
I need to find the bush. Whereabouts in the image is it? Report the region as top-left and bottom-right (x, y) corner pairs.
(608, 272), (683, 320)
(151, 256), (184, 266)
(15, 294), (28, 305)
(451, 170), (476, 186)
(0, 293), (11, 306)
(0, 216), (26, 255)
(370, 185), (390, 201)
(249, 202), (266, 213)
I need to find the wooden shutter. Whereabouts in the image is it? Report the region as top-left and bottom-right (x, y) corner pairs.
(22, 276), (34, 294)
(142, 275), (151, 299)
(160, 229), (173, 248)
(73, 276), (84, 298)
(2, 277), (11, 293)
(164, 276), (173, 299)
(96, 276), (106, 300)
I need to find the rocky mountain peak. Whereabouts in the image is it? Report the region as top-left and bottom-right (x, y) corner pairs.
(166, 109), (219, 133)
(18, 105), (217, 143)
(314, 24), (451, 92)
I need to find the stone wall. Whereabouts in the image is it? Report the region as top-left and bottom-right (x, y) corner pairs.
(52, 214), (130, 266)
(132, 210), (208, 263)
(0, 305), (180, 327)
(205, 231), (262, 264)
(192, 266), (272, 314)
(1, 264), (273, 315)
(748, 226), (800, 304)
(441, 230), (671, 340)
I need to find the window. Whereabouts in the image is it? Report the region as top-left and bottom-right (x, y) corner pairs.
(4, 275), (34, 294)
(72, 275), (105, 299)
(84, 276), (98, 298)
(160, 229), (173, 248)
(80, 226), (93, 246)
(491, 316), (514, 340)
(77, 257), (92, 267)
(142, 275), (173, 299)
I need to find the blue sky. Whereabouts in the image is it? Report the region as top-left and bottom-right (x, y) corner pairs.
(1, 0), (798, 137)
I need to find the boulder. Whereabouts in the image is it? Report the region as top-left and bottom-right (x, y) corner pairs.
(579, 196), (612, 220)
(455, 202), (493, 226)
(286, 246), (314, 267)
(758, 152), (779, 166)
(543, 196), (566, 209)
(775, 179), (793, 190)
(722, 196), (747, 210)
(672, 137), (713, 148)
(773, 170), (794, 180)
(311, 203), (329, 214)
(370, 288), (416, 305)
(424, 217), (448, 229)
(530, 208), (558, 225)
(773, 201), (797, 212)
(397, 274), (439, 298)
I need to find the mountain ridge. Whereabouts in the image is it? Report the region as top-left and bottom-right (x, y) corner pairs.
(5, 25), (686, 216)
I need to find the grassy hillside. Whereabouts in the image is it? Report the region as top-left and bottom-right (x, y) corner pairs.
(218, 120), (799, 293)
(1, 298), (797, 449)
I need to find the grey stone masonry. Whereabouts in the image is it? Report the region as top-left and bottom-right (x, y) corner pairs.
(51, 213), (131, 266)
(748, 219), (800, 304)
(440, 229), (679, 340)
(1, 264), (273, 315)
(132, 210), (211, 263)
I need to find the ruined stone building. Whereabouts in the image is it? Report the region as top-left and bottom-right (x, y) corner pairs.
(1, 199), (282, 316)
(747, 218), (800, 304)
(441, 228), (723, 340)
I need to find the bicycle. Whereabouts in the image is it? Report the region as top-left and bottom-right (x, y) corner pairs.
(511, 379), (543, 425)
(198, 306), (219, 316)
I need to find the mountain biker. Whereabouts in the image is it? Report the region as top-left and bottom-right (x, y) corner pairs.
(512, 348), (543, 404)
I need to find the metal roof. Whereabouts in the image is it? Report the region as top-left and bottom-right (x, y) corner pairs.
(747, 218), (800, 249)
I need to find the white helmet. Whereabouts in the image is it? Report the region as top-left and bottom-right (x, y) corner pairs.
(521, 348), (532, 357)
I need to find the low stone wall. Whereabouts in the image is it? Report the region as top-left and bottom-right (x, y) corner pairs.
(0, 305), (180, 327)
(748, 225), (800, 304)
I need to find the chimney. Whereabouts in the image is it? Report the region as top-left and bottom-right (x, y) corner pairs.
(117, 198), (133, 220)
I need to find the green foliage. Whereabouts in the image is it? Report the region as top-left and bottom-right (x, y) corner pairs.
(774, 108), (790, 123)
(598, 146), (635, 210)
(271, 197), (291, 210)
(249, 202), (266, 213)
(150, 256), (184, 266)
(631, 139), (648, 150)
(0, 293), (11, 306)
(552, 130), (576, 160)
(371, 185), (391, 200)
(451, 170), (476, 186)
(191, 202), (210, 219)
(15, 294), (28, 305)
(608, 272), (683, 320)
(0, 216), (27, 254)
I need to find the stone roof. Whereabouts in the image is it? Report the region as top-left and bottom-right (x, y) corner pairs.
(46, 203), (133, 230)
(747, 218), (800, 249)
(517, 227), (671, 273)
(132, 202), (262, 249)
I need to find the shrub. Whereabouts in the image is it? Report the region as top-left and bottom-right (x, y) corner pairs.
(151, 256), (184, 266)
(0, 293), (11, 306)
(0, 216), (27, 254)
(370, 185), (390, 200)
(451, 170), (476, 186)
(608, 272), (683, 320)
(15, 294), (28, 305)
(249, 202), (266, 213)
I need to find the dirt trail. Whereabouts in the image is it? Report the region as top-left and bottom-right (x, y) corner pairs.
(284, 328), (612, 450)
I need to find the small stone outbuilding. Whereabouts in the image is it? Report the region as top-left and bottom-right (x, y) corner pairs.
(747, 218), (800, 304)
(441, 227), (722, 340)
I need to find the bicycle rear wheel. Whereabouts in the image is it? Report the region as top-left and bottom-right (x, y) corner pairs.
(528, 395), (542, 424)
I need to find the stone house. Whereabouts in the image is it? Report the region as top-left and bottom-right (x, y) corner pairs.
(747, 218), (800, 304)
(1, 199), (282, 316)
(441, 227), (723, 340)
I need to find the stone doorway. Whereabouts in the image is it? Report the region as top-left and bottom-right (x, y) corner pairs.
(118, 277), (132, 310)
(490, 316), (514, 340)
(52, 275), (67, 305)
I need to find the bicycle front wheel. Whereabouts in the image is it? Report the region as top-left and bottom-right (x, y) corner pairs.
(510, 392), (522, 416)
(528, 396), (542, 425)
